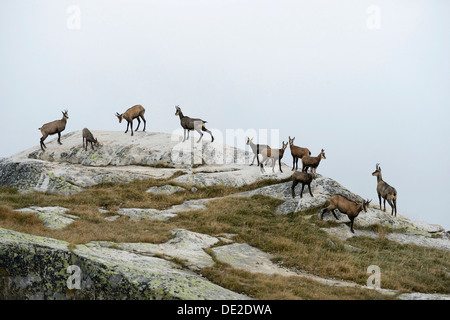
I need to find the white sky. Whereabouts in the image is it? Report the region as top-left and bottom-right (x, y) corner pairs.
(0, 0), (449, 229)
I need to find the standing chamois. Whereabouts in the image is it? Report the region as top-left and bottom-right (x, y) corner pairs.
(302, 149), (326, 174)
(39, 110), (69, 152)
(291, 171), (315, 198)
(288, 136), (311, 171)
(175, 105), (214, 143)
(246, 137), (270, 166)
(115, 104), (146, 136)
(82, 128), (100, 151)
(259, 141), (288, 173)
(320, 195), (372, 233)
(372, 163), (397, 216)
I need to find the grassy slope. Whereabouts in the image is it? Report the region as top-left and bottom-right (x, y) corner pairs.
(0, 175), (448, 300)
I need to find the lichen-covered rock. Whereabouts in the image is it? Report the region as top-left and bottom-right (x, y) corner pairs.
(0, 228), (249, 300)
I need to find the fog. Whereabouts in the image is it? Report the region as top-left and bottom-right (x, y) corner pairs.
(0, 0), (449, 229)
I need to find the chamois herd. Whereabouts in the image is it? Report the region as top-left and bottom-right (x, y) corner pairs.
(38, 105), (398, 233)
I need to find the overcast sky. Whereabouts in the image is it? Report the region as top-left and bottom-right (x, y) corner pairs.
(0, 0), (449, 229)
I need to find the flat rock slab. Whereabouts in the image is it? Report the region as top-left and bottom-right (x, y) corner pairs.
(146, 185), (186, 195)
(92, 229), (220, 270)
(15, 206), (78, 230)
(116, 208), (177, 221)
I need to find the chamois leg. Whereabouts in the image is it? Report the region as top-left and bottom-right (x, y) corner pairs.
(349, 216), (355, 233)
(291, 180), (298, 198)
(295, 158), (299, 171)
(130, 121), (134, 136)
(259, 155), (267, 173)
(299, 184), (305, 198)
(135, 117), (141, 131)
(320, 207), (328, 220)
(331, 209), (339, 220)
(125, 122), (130, 134)
(279, 156), (283, 173)
(57, 132), (62, 145)
(195, 128), (203, 143)
(387, 198), (395, 216)
(307, 183), (313, 197)
(250, 154), (256, 166)
(292, 157), (296, 171)
(383, 198), (386, 212)
(40, 135), (47, 152)
(377, 193), (382, 211)
(202, 126), (214, 142)
(141, 115), (146, 131)
(393, 198), (397, 217)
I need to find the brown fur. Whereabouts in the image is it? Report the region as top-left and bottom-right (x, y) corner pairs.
(302, 149), (326, 174)
(320, 195), (371, 233)
(372, 163), (397, 216)
(246, 137), (270, 166)
(115, 104), (146, 136)
(260, 142), (288, 173)
(291, 171), (315, 198)
(288, 136), (311, 171)
(175, 105), (214, 143)
(39, 110), (69, 152)
(82, 128), (100, 151)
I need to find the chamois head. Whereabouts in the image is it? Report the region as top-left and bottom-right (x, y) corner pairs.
(288, 136), (295, 146)
(246, 137), (253, 145)
(115, 112), (123, 123)
(282, 141), (288, 150)
(62, 110), (69, 120)
(372, 163), (381, 177)
(175, 105), (181, 116)
(320, 149), (326, 159)
(361, 199), (372, 212)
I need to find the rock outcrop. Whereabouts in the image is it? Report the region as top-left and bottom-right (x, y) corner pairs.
(0, 131), (449, 300)
(0, 130), (291, 194)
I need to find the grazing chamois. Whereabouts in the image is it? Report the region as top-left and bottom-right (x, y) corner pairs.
(288, 136), (311, 171)
(82, 128), (100, 151)
(115, 104), (146, 136)
(302, 149), (326, 174)
(259, 141), (288, 173)
(291, 171), (315, 198)
(246, 137), (270, 166)
(38, 110), (69, 152)
(320, 195), (372, 233)
(372, 163), (397, 216)
(175, 105), (214, 143)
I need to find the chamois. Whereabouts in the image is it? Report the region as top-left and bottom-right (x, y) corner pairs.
(38, 110), (69, 152)
(115, 104), (146, 136)
(259, 141), (288, 173)
(291, 171), (315, 198)
(302, 149), (326, 174)
(372, 163), (397, 216)
(288, 136), (311, 171)
(246, 137), (270, 166)
(82, 128), (100, 151)
(320, 195), (372, 233)
(175, 105), (214, 143)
